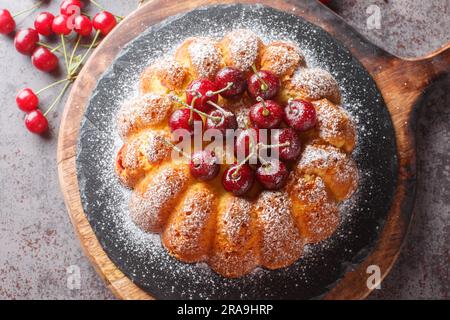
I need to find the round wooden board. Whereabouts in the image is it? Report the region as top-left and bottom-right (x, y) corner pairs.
(57, 0), (450, 300)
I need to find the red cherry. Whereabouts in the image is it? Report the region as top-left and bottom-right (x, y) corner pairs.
(214, 67), (247, 99)
(25, 110), (48, 134)
(273, 128), (302, 161)
(205, 108), (237, 136)
(31, 47), (59, 72)
(256, 159), (289, 190)
(34, 12), (55, 36)
(169, 108), (203, 136)
(16, 88), (39, 112)
(320, 0), (332, 5)
(284, 99), (317, 131)
(222, 164), (255, 195)
(0, 9), (15, 34)
(60, 0), (84, 16)
(235, 128), (259, 159)
(52, 15), (72, 35)
(190, 150), (220, 181)
(186, 79), (218, 112)
(249, 98), (284, 129)
(14, 28), (39, 55)
(74, 15), (92, 37)
(247, 69), (280, 100)
(93, 11), (116, 35)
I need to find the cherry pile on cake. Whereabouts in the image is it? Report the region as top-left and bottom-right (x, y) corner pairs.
(115, 29), (358, 278)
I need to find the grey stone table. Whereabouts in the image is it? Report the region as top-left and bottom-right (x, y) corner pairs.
(0, 0), (448, 299)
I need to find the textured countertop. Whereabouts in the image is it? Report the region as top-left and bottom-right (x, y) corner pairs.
(0, 0), (448, 299)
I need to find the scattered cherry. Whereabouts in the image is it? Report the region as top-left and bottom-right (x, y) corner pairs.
(31, 47), (59, 72)
(25, 109), (48, 134)
(214, 67), (247, 99)
(222, 164), (255, 195)
(93, 11), (117, 35)
(16, 88), (39, 112)
(256, 159), (289, 190)
(284, 99), (317, 131)
(169, 108), (203, 136)
(60, 0), (84, 16)
(190, 150), (220, 181)
(235, 128), (259, 158)
(186, 79), (218, 112)
(34, 12), (55, 37)
(273, 128), (302, 161)
(52, 15), (72, 35)
(14, 28), (39, 55)
(74, 15), (92, 37)
(248, 69), (280, 100)
(249, 98), (284, 129)
(0, 9), (15, 34)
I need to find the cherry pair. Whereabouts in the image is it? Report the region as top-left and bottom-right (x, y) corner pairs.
(186, 67), (247, 112)
(169, 97), (238, 136)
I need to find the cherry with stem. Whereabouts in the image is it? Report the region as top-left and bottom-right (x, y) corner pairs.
(171, 95), (222, 123)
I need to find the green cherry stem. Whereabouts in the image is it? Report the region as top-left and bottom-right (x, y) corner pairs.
(79, 41), (101, 48)
(206, 81), (233, 97)
(256, 96), (270, 116)
(189, 95), (197, 123)
(231, 151), (255, 179)
(70, 30), (101, 76)
(171, 95), (222, 122)
(69, 35), (82, 71)
(61, 35), (69, 73)
(251, 64), (269, 91)
(12, 1), (43, 18)
(43, 80), (73, 117)
(161, 138), (191, 160)
(90, 0), (125, 20)
(36, 78), (71, 95)
(37, 42), (63, 54)
(258, 141), (291, 150)
(206, 100), (233, 116)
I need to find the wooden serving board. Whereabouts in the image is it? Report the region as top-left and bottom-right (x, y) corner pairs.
(57, 0), (450, 300)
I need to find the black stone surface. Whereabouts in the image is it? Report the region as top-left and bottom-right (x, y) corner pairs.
(76, 4), (398, 299)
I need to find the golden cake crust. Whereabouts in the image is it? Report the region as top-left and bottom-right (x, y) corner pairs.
(287, 174), (339, 244)
(162, 184), (216, 263)
(129, 165), (189, 233)
(116, 93), (173, 140)
(116, 29), (360, 278)
(209, 195), (259, 278)
(296, 143), (358, 201)
(281, 67), (341, 104)
(140, 58), (188, 94)
(312, 99), (356, 152)
(175, 37), (223, 79)
(261, 41), (305, 78)
(219, 29), (263, 74)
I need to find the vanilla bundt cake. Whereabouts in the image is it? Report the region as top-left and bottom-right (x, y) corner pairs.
(115, 29), (358, 278)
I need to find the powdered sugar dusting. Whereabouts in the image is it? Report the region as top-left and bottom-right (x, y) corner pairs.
(187, 37), (222, 78)
(297, 143), (358, 199)
(256, 191), (303, 268)
(76, 4), (397, 299)
(261, 41), (305, 76)
(290, 67), (341, 103)
(116, 93), (173, 140)
(221, 197), (252, 242)
(154, 57), (187, 90)
(129, 166), (188, 232)
(223, 29), (260, 72)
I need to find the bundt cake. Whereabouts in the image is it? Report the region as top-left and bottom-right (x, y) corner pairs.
(115, 29), (358, 278)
